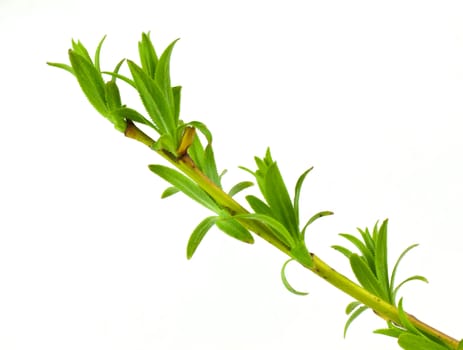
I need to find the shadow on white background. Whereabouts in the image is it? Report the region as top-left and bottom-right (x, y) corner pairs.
(1, 1), (463, 349)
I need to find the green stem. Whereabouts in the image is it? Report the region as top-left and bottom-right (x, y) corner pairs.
(124, 121), (459, 349)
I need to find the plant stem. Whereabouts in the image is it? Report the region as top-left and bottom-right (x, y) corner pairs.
(124, 121), (459, 349)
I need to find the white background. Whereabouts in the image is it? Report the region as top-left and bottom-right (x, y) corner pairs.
(1, 1), (463, 349)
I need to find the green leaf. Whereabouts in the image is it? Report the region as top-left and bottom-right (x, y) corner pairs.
(374, 219), (390, 302)
(94, 35), (107, 72)
(374, 327), (403, 338)
(281, 259), (308, 296)
(184, 120), (213, 145)
(300, 211), (334, 238)
(71, 39), (93, 63)
(228, 181), (254, 197)
(233, 213), (295, 247)
(149, 164), (220, 212)
(343, 305), (368, 337)
(339, 233), (375, 271)
(161, 186), (179, 198)
(105, 81), (122, 110)
(245, 195), (272, 216)
(187, 216), (217, 259)
(345, 301), (362, 314)
(215, 218), (254, 244)
(350, 254), (383, 297)
(457, 339), (463, 350)
(332, 245), (354, 259)
(138, 32), (158, 78)
(172, 85), (182, 123)
(293, 167), (313, 226)
(154, 39), (179, 112)
(397, 298), (421, 335)
(398, 333), (448, 350)
(111, 107), (157, 130)
(69, 50), (108, 117)
(203, 144), (221, 187)
(264, 163), (298, 237)
(47, 62), (75, 75)
(393, 275), (428, 303)
(127, 60), (175, 136)
(391, 243), (419, 294)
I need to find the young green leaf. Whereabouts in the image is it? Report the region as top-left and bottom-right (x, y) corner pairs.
(69, 50), (108, 117)
(127, 60), (175, 136)
(343, 304), (368, 337)
(172, 85), (182, 123)
(281, 259), (308, 296)
(149, 164), (220, 212)
(154, 39), (179, 111)
(397, 298), (421, 335)
(349, 254), (383, 297)
(374, 220), (390, 302)
(46, 62), (74, 75)
(161, 186), (179, 198)
(203, 144), (221, 187)
(293, 167), (313, 226)
(331, 245), (354, 259)
(392, 275), (428, 304)
(300, 211), (334, 239)
(339, 233), (375, 270)
(228, 181), (254, 197)
(345, 301), (362, 314)
(398, 333), (448, 350)
(94, 35), (107, 72)
(374, 327), (403, 338)
(215, 218), (254, 244)
(187, 216), (218, 259)
(71, 39), (93, 63)
(264, 163), (298, 237)
(390, 243), (420, 295)
(138, 32), (158, 78)
(110, 107), (156, 130)
(233, 213), (295, 247)
(245, 195), (272, 216)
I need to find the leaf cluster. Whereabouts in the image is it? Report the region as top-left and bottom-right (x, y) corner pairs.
(332, 220), (449, 349)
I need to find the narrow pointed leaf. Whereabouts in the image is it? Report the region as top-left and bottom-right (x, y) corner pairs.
(71, 40), (92, 63)
(47, 62), (75, 75)
(111, 107), (157, 130)
(398, 333), (448, 350)
(127, 60), (174, 135)
(139, 32), (158, 78)
(215, 218), (254, 244)
(332, 245), (354, 259)
(187, 216), (218, 259)
(245, 195), (272, 216)
(374, 328), (403, 338)
(345, 301), (362, 314)
(161, 186), (179, 198)
(228, 181), (254, 197)
(397, 299), (421, 335)
(94, 35), (107, 72)
(293, 167), (313, 226)
(203, 144), (221, 187)
(375, 219), (390, 302)
(233, 213), (295, 247)
(264, 163), (298, 236)
(343, 305), (368, 337)
(301, 211), (334, 238)
(149, 164), (220, 212)
(350, 254), (383, 297)
(391, 243), (419, 292)
(172, 85), (181, 123)
(281, 259), (308, 296)
(155, 39), (179, 110)
(393, 275), (428, 303)
(339, 233), (375, 271)
(69, 50), (108, 116)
